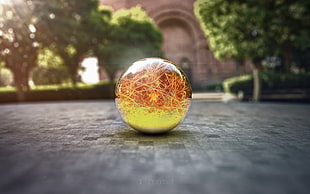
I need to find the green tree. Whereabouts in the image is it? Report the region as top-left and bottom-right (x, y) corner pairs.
(35, 0), (106, 86)
(37, 48), (64, 69)
(195, 0), (310, 101)
(32, 66), (68, 85)
(32, 48), (69, 85)
(0, 0), (39, 101)
(0, 63), (13, 87)
(94, 6), (163, 82)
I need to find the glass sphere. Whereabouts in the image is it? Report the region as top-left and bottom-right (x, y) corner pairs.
(115, 58), (192, 134)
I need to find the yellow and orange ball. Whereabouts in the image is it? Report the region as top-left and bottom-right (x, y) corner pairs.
(115, 58), (192, 134)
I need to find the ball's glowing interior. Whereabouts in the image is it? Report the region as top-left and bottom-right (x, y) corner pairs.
(115, 58), (191, 134)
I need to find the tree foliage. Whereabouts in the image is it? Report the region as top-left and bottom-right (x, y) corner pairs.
(94, 6), (163, 81)
(0, 67), (13, 87)
(194, 0), (310, 70)
(37, 48), (64, 68)
(35, 0), (108, 85)
(195, 0), (310, 101)
(33, 48), (69, 86)
(0, 0), (39, 100)
(0, 0), (163, 100)
(32, 66), (68, 85)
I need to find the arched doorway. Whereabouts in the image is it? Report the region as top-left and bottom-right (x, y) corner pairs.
(158, 18), (196, 70)
(150, 5), (210, 86)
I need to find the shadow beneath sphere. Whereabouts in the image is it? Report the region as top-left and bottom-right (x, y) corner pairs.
(114, 126), (196, 142)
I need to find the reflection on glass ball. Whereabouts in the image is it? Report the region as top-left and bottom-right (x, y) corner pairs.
(115, 58), (192, 134)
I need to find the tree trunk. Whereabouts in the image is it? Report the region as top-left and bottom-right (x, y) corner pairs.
(106, 70), (116, 98)
(252, 59), (263, 102)
(282, 42), (293, 73)
(252, 68), (261, 102)
(22, 70), (30, 91)
(106, 70), (115, 84)
(16, 85), (26, 102)
(68, 63), (79, 87)
(13, 72), (26, 102)
(70, 71), (77, 87)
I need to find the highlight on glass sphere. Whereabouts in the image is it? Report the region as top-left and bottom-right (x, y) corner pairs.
(115, 58), (192, 134)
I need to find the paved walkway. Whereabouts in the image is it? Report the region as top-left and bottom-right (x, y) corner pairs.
(0, 101), (310, 194)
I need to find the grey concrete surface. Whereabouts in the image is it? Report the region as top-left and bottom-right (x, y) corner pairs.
(0, 100), (310, 194)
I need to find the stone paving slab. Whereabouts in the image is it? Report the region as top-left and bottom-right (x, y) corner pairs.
(0, 101), (310, 194)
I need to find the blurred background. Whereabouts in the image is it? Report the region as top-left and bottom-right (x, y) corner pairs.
(0, 0), (309, 102)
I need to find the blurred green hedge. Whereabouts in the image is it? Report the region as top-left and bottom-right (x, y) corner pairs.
(223, 74), (252, 94)
(193, 81), (223, 92)
(223, 72), (310, 94)
(0, 68), (13, 87)
(0, 82), (115, 103)
(32, 66), (69, 85)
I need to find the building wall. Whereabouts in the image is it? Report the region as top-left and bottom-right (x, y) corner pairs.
(100, 0), (251, 87)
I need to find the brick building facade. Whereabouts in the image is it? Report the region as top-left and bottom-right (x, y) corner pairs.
(100, 0), (251, 87)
